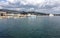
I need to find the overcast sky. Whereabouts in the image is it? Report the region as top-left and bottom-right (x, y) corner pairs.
(0, 0), (60, 13)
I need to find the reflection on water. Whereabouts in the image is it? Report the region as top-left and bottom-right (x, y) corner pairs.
(0, 16), (60, 38)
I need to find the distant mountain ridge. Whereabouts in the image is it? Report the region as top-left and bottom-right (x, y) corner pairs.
(0, 9), (19, 12)
(0, 9), (49, 15)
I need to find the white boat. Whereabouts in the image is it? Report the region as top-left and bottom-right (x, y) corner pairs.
(49, 14), (54, 16)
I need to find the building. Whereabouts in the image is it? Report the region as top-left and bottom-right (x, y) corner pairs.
(0, 11), (7, 16)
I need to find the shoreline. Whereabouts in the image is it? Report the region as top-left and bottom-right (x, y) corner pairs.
(0, 15), (59, 19)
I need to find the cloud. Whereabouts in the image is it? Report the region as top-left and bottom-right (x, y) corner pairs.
(0, 0), (60, 13)
(20, 0), (45, 5)
(52, 7), (60, 11)
(0, 6), (3, 9)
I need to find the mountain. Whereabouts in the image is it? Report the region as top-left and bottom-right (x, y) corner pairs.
(0, 9), (49, 15)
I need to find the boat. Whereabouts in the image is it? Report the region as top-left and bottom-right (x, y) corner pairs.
(49, 14), (54, 16)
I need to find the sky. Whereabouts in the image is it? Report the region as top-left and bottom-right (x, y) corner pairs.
(0, 0), (60, 14)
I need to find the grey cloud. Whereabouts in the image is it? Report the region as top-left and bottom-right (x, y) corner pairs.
(0, 0), (60, 13)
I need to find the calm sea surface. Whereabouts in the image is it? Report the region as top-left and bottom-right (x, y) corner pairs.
(0, 16), (60, 38)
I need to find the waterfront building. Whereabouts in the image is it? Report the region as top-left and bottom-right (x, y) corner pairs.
(0, 11), (6, 16)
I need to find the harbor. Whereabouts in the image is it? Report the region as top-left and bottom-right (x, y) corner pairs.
(0, 11), (56, 19)
(0, 11), (37, 19)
